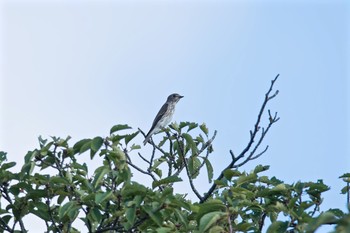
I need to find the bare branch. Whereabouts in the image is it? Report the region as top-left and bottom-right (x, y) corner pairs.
(201, 74), (280, 203)
(124, 150), (161, 191)
(198, 130), (217, 155)
(230, 150), (235, 160)
(137, 152), (151, 165)
(176, 137), (204, 202)
(233, 145), (268, 168)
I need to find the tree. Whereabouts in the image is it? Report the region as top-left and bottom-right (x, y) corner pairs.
(0, 74), (349, 233)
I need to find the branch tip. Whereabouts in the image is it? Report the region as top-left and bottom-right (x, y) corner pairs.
(230, 150), (235, 160)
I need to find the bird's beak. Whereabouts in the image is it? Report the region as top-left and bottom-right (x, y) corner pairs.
(179, 95), (184, 98)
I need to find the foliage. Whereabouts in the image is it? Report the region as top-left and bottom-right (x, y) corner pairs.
(0, 75), (349, 232)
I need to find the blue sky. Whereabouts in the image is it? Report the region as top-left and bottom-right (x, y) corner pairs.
(0, 0), (349, 232)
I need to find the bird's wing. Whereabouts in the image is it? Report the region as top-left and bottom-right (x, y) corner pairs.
(145, 102), (169, 136)
(143, 103), (169, 145)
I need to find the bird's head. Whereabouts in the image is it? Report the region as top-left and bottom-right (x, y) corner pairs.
(167, 93), (184, 103)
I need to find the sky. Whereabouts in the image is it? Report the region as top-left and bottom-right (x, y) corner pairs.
(0, 0), (349, 232)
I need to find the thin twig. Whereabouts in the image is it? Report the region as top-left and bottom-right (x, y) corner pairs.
(176, 137), (204, 202)
(125, 156), (158, 183)
(137, 152), (151, 165)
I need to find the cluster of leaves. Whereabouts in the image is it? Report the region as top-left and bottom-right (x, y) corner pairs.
(0, 122), (214, 233)
(0, 123), (349, 233)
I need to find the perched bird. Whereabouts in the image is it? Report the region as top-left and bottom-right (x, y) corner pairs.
(143, 93), (183, 145)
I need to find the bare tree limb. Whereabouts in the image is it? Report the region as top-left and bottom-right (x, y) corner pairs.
(201, 74), (280, 203)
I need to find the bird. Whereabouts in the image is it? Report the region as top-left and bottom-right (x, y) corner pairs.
(143, 93), (183, 145)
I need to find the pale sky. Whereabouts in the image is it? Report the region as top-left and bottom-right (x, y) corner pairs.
(0, 0), (349, 232)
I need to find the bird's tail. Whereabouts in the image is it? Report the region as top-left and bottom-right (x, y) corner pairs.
(143, 133), (151, 145)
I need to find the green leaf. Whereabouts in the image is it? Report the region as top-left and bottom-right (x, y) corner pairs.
(73, 139), (91, 154)
(158, 136), (168, 147)
(125, 132), (139, 145)
(196, 200), (226, 222)
(272, 183), (288, 192)
(71, 162), (88, 173)
(306, 180), (330, 196)
(88, 207), (102, 224)
(156, 227), (172, 233)
(341, 185), (350, 194)
(9, 182), (32, 196)
(236, 222), (253, 231)
(59, 201), (79, 221)
(214, 179), (228, 187)
(92, 166), (110, 189)
(179, 121), (189, 129)
(55, 136), (71, 147)
(187, 122), (198, 132)
(305, 212), (338, 232)
(174, 209), (188, 229)
(30, 202), (50, 221)
(58, 194), (67, 205)
(236, 173), (257, 186)
(40, 156), (56, 170)
(130, 144), (141, 150)
(169, 122), (179, 131)
(0, 151), (7, 163)
(91, 137), (104, 152)
(327, 208), (345, 218)
(50, 176), (69, 185)
(21, 156), (35, 176)
(125, 206), (136, 229)
(266, 221), (289, 233)
(90, 137), (104, 159)
(152, 175), (182, 189)
(199, 211), (227, 232)
(254, 164), (270, 174)
(27, 189), (48, 199)
(200, 123), (209, 136)
(80, 141), (92, 154)
(223, 169), (241, 180)
(143, 205), (163, 226)
(122, 183), (148, 197)
(204, 158), (214, 183)
(110, 124), (131, 134)
(0, 215), (11, 225)
(339, 173), (350, 178)
(182, 133), (198, 155)
(40, 142), (53, 155)
(1, 162), (16, 170)
(188, 156), (201, 179)
(209, 226), (225, 233)
(38, 135), (48, 147)
(153, 168), (162, 178)
(95, 191), (113, 204)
